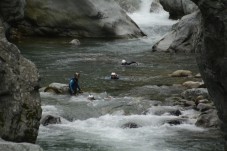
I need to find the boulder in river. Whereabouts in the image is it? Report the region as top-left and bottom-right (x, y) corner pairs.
(152, 11), (201, 53)
(44, 83), (69, 94)
(8, 0), (145, 39)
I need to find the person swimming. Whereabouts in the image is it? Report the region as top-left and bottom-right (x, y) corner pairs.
(110, 72), (119, 79)
(121, 59), (138, 65)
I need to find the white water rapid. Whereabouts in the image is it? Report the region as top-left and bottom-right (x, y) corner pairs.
(33, 1), (224, 151)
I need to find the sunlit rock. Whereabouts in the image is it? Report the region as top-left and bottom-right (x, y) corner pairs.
(182, 81), (204, 89)
(169, 70), (192, 77)
(70, 39), (80, 45)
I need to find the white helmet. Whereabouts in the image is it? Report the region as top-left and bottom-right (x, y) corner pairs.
(88, 94), (95, 100)
(111, 72), (116, 76)
(122, 59), (126, 64)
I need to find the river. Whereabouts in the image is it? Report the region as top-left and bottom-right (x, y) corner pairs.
(16, 0), (225, 150)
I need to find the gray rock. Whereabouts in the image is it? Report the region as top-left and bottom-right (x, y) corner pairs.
(150, 1), (163, 13)
(196, 109), (221, 128)
(192, 0), (227, 136)
(196, 103), (214, 112)
(181, 88), (210, 101)
(159, 0), (198, 19)
(9, 0), (145, 38)
(0, 139), (43, 151)
(121, 122), (141, 129)
(0, 19), (42, 143)
(40, 115), (61, 126)
(152, 11), (201, 53)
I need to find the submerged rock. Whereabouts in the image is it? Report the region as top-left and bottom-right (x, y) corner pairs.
(121, 122), (141, 129)
(41, 115), (61, 126)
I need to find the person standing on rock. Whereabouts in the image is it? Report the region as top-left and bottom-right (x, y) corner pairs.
(121, 59), (138, 66)
(69, 73), (83, 95)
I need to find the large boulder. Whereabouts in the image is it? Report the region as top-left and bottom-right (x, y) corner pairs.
(8, 0), (145, 39)
(159, 0), (198, 19)
(191, 0), (227, 141)
(152, 11), (201, 53)
(0, 19), (42, 143)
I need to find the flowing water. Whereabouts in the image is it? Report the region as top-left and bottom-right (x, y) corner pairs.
(16, 0), (225, 150)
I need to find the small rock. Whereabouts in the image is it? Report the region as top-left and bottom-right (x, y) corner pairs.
(196, 103), (214, 112)
(41, 115), (61, 126)
(195, 73), (202, 78)
(121, 122), (141, 129)
(70, 39), (80, 45)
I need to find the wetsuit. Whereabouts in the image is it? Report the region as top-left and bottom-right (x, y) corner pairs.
(121, 61), (137, 65)
(69, 78), (81, 95)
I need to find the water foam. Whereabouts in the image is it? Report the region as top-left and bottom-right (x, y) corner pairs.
(128, 0), (177, 27)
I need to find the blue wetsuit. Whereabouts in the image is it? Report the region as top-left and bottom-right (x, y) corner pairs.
(69, 78), (81, 95)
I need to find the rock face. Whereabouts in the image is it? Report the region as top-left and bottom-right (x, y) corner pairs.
(191, 0), (227, 140)
(159, 0), (198, 19)
(152, 11), (201, 53)
(0, 19), (42, 143)
(0, 0), (26, 23)
(8, 0), (145, 39)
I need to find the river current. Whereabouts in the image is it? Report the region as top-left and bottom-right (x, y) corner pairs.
(16, 0), (225, 150)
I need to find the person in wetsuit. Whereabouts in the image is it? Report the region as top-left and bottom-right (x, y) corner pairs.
(69, 73), (82, 95)
(110, 72), (119, 79)
(121, 59), (138, 65)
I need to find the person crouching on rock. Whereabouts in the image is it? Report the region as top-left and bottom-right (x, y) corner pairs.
(121, 59), (138, 66)
(111, 72), (119, 79)
(69, 72), (83, 95)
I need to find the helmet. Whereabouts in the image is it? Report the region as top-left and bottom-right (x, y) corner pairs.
(122, 60), (126, 64)
(74, 72), (80, 78)
(111, 72), (116, 76)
